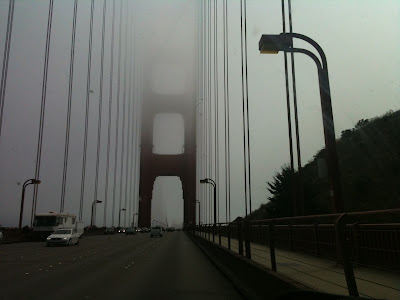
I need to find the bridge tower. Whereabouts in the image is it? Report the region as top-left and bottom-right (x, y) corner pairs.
(138, 94), (196, 228)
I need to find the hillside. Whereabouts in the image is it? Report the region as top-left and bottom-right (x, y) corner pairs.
(249, 109), (400, 220)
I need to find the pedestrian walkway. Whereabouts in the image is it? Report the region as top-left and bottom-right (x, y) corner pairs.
(195, 232), (400, 300)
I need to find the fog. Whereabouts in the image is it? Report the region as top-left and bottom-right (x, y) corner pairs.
(0, 0), (399, 227)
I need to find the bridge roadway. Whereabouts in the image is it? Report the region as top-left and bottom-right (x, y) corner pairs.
(0, 231), (243, 300)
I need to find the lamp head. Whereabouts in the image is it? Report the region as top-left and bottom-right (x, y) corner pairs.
(259, 33), (293, 54)
(32, 179), (41, 184)
(199, 179), (208, 184)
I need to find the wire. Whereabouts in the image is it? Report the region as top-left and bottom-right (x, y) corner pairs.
(32, 0), (54, 226)
(60, 0), (78, 213)
(213, 0), (219, 223)
(288, 0), (304, 214)
(104, 0), (116, 227)
(240, 0), (248, 218)
(92, 0), (107, 224)
(112, 1), (123, 227)
(0, 0), (15, 138)
(127, 1), (134, 227)
(78, 0), (95, 221)
(243, 0), (252, 214)
(119, 0), (127, 227)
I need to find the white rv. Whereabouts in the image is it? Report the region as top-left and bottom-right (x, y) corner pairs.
(33, 212), (84, 239)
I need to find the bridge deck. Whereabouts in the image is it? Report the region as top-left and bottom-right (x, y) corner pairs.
(0, 233), (242, 300)
(195, 232), (400, 300)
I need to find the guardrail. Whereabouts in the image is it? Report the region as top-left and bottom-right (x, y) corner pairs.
(190, 208), (400, 297)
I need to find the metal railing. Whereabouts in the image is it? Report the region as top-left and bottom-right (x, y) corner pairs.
(190, 208), (400, 297)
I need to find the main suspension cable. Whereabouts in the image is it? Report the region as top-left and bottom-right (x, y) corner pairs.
(0, 0), (15, 138)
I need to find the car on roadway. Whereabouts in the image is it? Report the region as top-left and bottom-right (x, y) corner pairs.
(118, 228), (126, 233)
(125, 227), (136, 235)
(0, 228), (3, 242)
(166, 227), (175, 232)
(46, 229), (80, 246)
(104, 227), (115, 235)
(140, 227), (149, 233)
(150, 226), (163, 237)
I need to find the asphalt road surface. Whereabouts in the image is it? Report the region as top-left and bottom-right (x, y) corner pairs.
(0, 231), (243, 300)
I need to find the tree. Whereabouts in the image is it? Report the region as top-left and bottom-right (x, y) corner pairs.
(266, 165), (295, 218)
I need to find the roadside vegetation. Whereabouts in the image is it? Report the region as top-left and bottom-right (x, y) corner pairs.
(248, 109), (400, 220)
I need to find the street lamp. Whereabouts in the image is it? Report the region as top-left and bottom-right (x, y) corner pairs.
(196, 200), (201, 225)
(19, 179), (41, 229)
(91, 200), (102, 227)
(259, 32), (343, 213)
(118, 208), (126, 228)
(200, 178), (216, 229)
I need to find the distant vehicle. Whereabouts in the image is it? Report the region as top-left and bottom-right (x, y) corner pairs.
(166, 227), (175, 232)
(140, 227), (149, 233)
(118, 228), (126, 233)
(0, 228), (3, 241)
(33, 212), (84, 240)
(104, 227), (115, 235)
(176, 228), (182, 231)
(150, 226), (163, 237)
(46, 228), (80, 246)
(135, 228), (141, 233)
(125, 227), (136, 235)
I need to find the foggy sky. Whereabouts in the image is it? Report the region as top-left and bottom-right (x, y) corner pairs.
(0, 0), (399, 227)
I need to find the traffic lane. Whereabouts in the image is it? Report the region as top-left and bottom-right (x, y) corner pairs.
(108, 231), (244, 300)
(0, 233), (155, 299)
(0, 233), (243, 300)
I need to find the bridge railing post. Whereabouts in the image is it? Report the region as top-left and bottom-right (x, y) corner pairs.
(218, 224), (221, 245)
(269, 221), (277, 271)
(238, 221), (244, 256)
(228, 223), (231, 250)
(335, 214), (359, 296)
(213, 224), (215, 243)
(244, 221), (251, 259)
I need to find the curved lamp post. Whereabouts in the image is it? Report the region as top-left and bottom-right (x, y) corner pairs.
(19, 179), (41, 228)
(200, 178), (216, 241)
(259, 33), (343, 213)
(118, 208), (126, 228)
(133, 212), (139, 228)
(91, 200), (102, 227)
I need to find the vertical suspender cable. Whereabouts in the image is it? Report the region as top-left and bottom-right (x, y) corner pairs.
(281, 0), (296, 216)
(31, 0), (54, 225)
(288, 0), (301, 171)
(202, 0), (206, 225)
(104, 0), (116, 226)
(208, 0), (212, 225)
(239, 0), (248, 217)
(119, 0), (127, 226)
(243, 0), (252, 214)
(78, 0), (95, 221)
(288, 0), (303, 215)
(127, 7), (135, 226)
(281, 0), (294, 172)
(112, 1), (123, 226)
(121, 0), (128, 227)
(213, 0), (219, 223)
(93, 0), (107, 223)
(223, 0), (231, 222)
(60, 0), (78, 213)
(0, 0), (15, 138)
